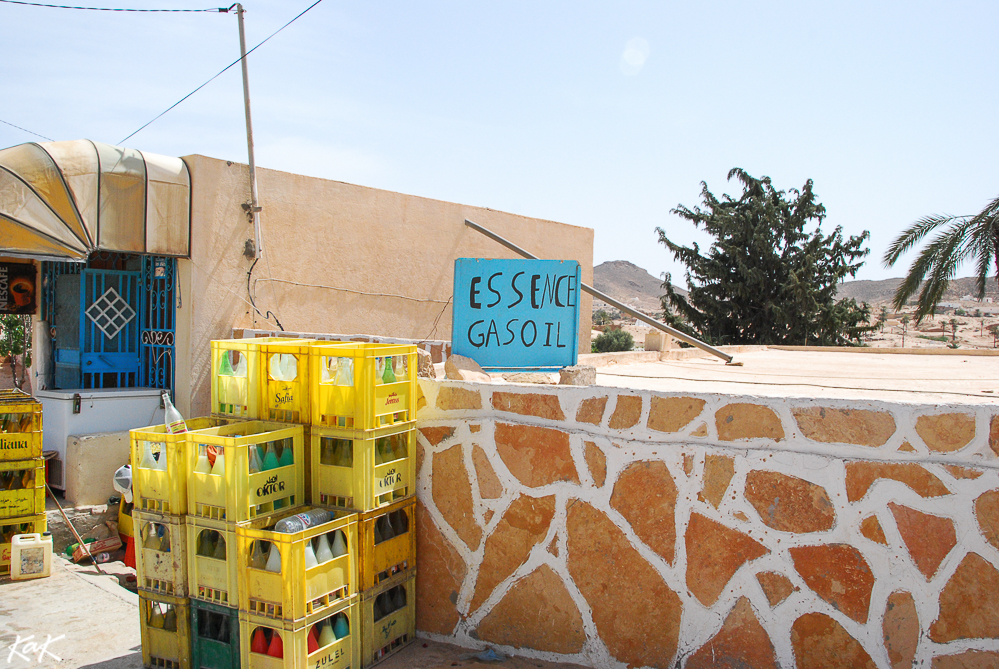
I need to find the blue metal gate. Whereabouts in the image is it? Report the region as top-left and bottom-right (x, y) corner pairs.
(80, 268), (141, 388)
(139, 256), (176, 391)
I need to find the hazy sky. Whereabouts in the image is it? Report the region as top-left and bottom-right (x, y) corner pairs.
(2, 0), (996, 284)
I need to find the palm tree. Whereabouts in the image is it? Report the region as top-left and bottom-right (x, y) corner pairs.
(883, 195), (999, 322)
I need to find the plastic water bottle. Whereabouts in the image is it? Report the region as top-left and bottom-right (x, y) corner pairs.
(162, 392), (187, 434)
(273, 509), (331, 533)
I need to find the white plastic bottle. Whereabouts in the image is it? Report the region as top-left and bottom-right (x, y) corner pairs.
(10, 532), (52, 580)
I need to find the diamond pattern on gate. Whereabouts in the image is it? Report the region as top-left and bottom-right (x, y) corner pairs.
(85, 287), (136, 340)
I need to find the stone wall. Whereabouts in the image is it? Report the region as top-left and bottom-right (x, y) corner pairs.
(413, 380), (999, 668)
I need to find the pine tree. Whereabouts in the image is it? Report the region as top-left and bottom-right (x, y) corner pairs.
(657, 169), (873, 346)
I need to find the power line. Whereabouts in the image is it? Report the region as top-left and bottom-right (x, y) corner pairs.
(0, 0), (222, 11)
(118, 0), (324, 145)
(0, 118), (53, 141)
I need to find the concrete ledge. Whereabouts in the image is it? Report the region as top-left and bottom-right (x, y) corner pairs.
(772, 345), (999, 356)
(65, 431), (130, 507)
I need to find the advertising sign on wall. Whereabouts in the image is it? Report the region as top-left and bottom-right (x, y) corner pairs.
(452, 258), (580, 372)
(0, 261), (37, 315)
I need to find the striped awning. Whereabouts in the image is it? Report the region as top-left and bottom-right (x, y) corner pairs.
(0, 140), (191, 260)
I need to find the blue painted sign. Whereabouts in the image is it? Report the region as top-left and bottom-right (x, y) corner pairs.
(452, 258), (580, 372)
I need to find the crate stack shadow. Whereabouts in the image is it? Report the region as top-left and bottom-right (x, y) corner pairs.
(0, 390), (47, 576)
(131, 339), (418, 669)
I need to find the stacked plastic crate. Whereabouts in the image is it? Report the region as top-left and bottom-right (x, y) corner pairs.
(131, 338), (417, 669)
(0, 389), (47, 577)
(309, 342), (418, 666)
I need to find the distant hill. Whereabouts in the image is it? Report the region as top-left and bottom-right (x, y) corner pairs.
(593, 260), (998, 315)
(592, 260), (684, 315)
(835, 276), (999, 305)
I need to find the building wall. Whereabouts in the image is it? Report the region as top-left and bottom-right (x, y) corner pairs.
(414, 379), (999, 669)
(176, 156), (593, 416)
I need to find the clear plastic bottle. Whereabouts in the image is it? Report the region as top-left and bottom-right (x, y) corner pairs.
(248, 445), (262, 474)
(273, 509), (331, 534)
(250, 541), (268, 570)
(139, 441), (157, 469)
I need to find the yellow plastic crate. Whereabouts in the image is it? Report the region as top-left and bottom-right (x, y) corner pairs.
(139, 590), (192, 669)
(259, 339), (314, 423)
(311, 424), (415, 513)
(186, 421), (304, 523)
(131, 417), (232, 515)
(237, 506), (358, 622)
(0, 513), (46, 575)
(310, 343), (418, 430)
(239, 596), (360, 669)
(360, 572), (415, 667)
(186, 517), (240, 607)
(358, 497), (415, 591)
(0, 391), (42, 461)
(0, 458), (45, 519)
(211, 337), (311, 420)
(134, 510), (188, 597)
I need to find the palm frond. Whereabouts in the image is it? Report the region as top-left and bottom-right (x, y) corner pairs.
(883, 214), (960, 267)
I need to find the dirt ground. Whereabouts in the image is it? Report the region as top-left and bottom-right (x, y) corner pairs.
(378, 640), (588, 669)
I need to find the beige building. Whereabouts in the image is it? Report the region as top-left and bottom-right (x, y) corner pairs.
(0, 140), (593, 483)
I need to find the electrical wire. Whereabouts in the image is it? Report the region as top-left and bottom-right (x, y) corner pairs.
(247, 257), (283, 331)
(420, 295), (453, 343)
(0, 118), (53, 141)
(254, 277), (452, 304)
(0, 0), (219, 10)
(118, 0), (324, 144)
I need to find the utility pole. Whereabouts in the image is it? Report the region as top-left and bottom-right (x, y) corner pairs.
(235, 3), (263, 259)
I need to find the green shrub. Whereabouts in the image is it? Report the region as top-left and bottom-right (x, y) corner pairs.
(592, 329), (634, 353)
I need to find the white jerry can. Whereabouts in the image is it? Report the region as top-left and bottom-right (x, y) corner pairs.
(10, 532), (53, 580)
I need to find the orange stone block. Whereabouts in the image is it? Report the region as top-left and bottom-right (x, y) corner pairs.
(915, 412), (976, 453)
(932, 650), (999, 669)
(883, 590), (919, 669)
(744, 470), (835, 533)
(647, 396), (706, 433)
(683, 453), (694, 476)
(929, 552), (999, 642)
(715, 403), (785, 441)
(897, 440), (917, 453)
(415, 500), (467, 636)
(792, 406), (896, 447)
(699, 455), (735, 509)
(436, 386), (483, 411)
(470, 495), (556, 612)
(492, 391), (565, 421)
(756, 571), (798, 607)
(889, 503), (956, 580)
(575, 396), (608, 425)
(685, 597), (777, 669)
(566, 501), (682, 668)
(472, 445), (504, 500)
(943, 464), (983, 479)
(584, 441), (607, 487)
(991, 415), (999, 457)
(494, 422), (579, 488)
(790, 544), (874, 623)
(845, 461), (950, 502)
(608, 394), (643, 429)
(685, 513), (768, 607)
(860, 515), (888, 545)
(691, 422), (709, 437)
(474, 565), (585, 654)
(975, 490), (999, 552)
(791, 612), (876, 669)
(420, 426), (456, 446)
(611, 461), (678, 564)
(432, 443), (482, 550)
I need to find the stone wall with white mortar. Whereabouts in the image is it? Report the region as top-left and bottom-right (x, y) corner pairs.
(413, 379), (999, 669)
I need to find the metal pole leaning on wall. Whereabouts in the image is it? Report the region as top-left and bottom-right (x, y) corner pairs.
(236, 3), (263, 259)
(463, 218), (735, 365)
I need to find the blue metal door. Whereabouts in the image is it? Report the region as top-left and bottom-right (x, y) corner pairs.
(139, 256), (176, 391)
(80, 268), (141, 388)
